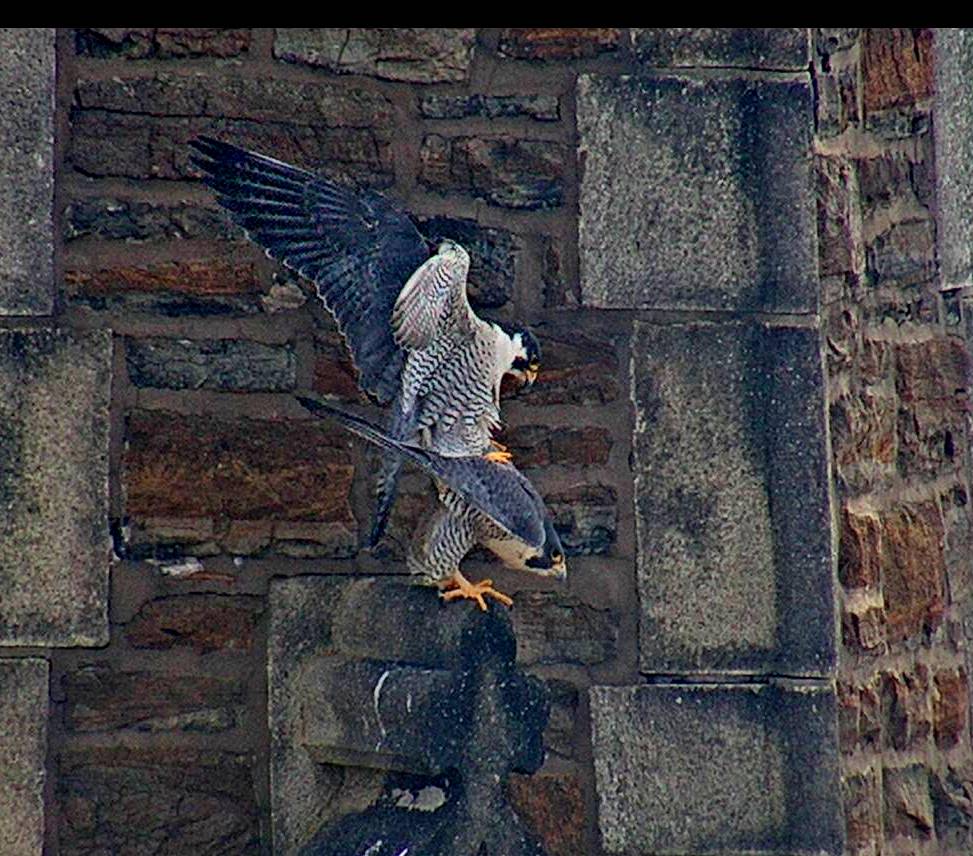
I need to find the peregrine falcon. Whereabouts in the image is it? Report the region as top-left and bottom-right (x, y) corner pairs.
(298, 395), (567, 610)
(189, 137), (541, 547)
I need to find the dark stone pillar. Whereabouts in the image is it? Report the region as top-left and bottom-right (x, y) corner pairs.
(269, 577), (551, 855)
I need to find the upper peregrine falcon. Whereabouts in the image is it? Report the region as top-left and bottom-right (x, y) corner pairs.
(189, 137), (540, 547)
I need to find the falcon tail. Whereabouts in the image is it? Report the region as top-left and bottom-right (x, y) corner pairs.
(296, 395), (434, 471)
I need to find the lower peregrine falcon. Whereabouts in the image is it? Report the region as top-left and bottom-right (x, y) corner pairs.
(298, 395), (566, 610)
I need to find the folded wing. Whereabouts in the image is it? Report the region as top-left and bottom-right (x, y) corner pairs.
(297, 395), (546, 550)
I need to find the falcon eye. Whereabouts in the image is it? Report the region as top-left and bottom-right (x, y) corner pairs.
(512, 357), (529, 370)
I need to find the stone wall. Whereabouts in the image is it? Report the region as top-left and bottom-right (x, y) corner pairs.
(815, 28), (973, 855)
(0, 27), (969, 855)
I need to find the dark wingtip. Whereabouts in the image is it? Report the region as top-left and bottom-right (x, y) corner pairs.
(362, 527), (382, 551)
(366, 504), (392, 550)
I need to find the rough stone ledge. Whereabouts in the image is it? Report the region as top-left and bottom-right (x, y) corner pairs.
(270, 576), (550, 855)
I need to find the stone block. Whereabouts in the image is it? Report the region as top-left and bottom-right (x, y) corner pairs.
(312, 333), (368, 404)
(844, 770), (882, 854)
(0, 329), (111, 646)
(513, 591), (617, 666)
(578, 74), (817, 312)
(498, 28), (621, 60)
(0, 29), (55, 315)
(57, 746), (260, 854)
(269, 576), (549, 855)
(894, 336), (968, 477)
(866, 219), (936, 287)
(880, 666), (932, 751)
(124, 594), (261, 654)
(501, 423), (612, 469)
(933, 668), (969, 748)
(0, 658), (48, 856)
(930, 761), (973, 850)
(65, 195), (231, 242)
(419, 135), (566, 209)
(884, 764), (934, 840)
(589, 683), (842, 855)
(419, 94), (559, 122)
(862, 28), (933, 112)
(62, 664), (244, 733)
(632, 28), (809, 69)
(75, 27), (250, 58)
(69, 113), (392, 187)
(275, 28), (474, 83)
(545, 484), (617, 556)
(125, 337), (296, 392)
(935, 30), (973, 288)
(878, 502), (947, 643)
(65, 256), (266, 315)
(632, 321), (834, 675)
(507, 772), (585, 856)
(816, 155), (859, 278)
(75, 73), (394, 128)
(122, 411), (356, 559)
(519, 326), (621, 407)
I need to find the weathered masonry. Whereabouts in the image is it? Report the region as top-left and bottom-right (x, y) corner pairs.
(0, 28), (969, 856)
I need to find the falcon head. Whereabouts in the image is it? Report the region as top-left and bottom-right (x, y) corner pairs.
(484, 517), (567, 580)
(499, 323), (542, 390)
(524, 518), (567, 579)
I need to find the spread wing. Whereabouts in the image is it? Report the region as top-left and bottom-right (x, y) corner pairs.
(190, 137), (429, 404)
(298, 396), (547, 549)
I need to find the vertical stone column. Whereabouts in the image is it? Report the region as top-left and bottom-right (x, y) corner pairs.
(0, 659), (49, 856)
(0, 28), (55, 315)
(934, 29), (973, 292)
(578, 29), (842, 854)
(0, 28), (112, 855)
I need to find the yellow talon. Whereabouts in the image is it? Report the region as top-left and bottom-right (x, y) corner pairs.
(490, 439), (509, 453)
(484, 449), (513, 465)
(439, 571), (514, 611)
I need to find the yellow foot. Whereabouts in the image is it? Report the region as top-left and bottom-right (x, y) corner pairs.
(490, 439), (509, 453)
(484, 449), (513, 465)
(439, 571), (514, 611)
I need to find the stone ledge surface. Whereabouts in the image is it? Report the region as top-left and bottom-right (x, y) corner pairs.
(270, 576), (549, 855)
(590, 683), (842, 855)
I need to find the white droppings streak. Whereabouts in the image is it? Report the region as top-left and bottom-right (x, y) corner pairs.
(373, 670), (391, 749)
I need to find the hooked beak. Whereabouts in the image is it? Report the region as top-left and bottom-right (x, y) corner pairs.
(524, 368), (538, 388)
(552, 556), (567, 579)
